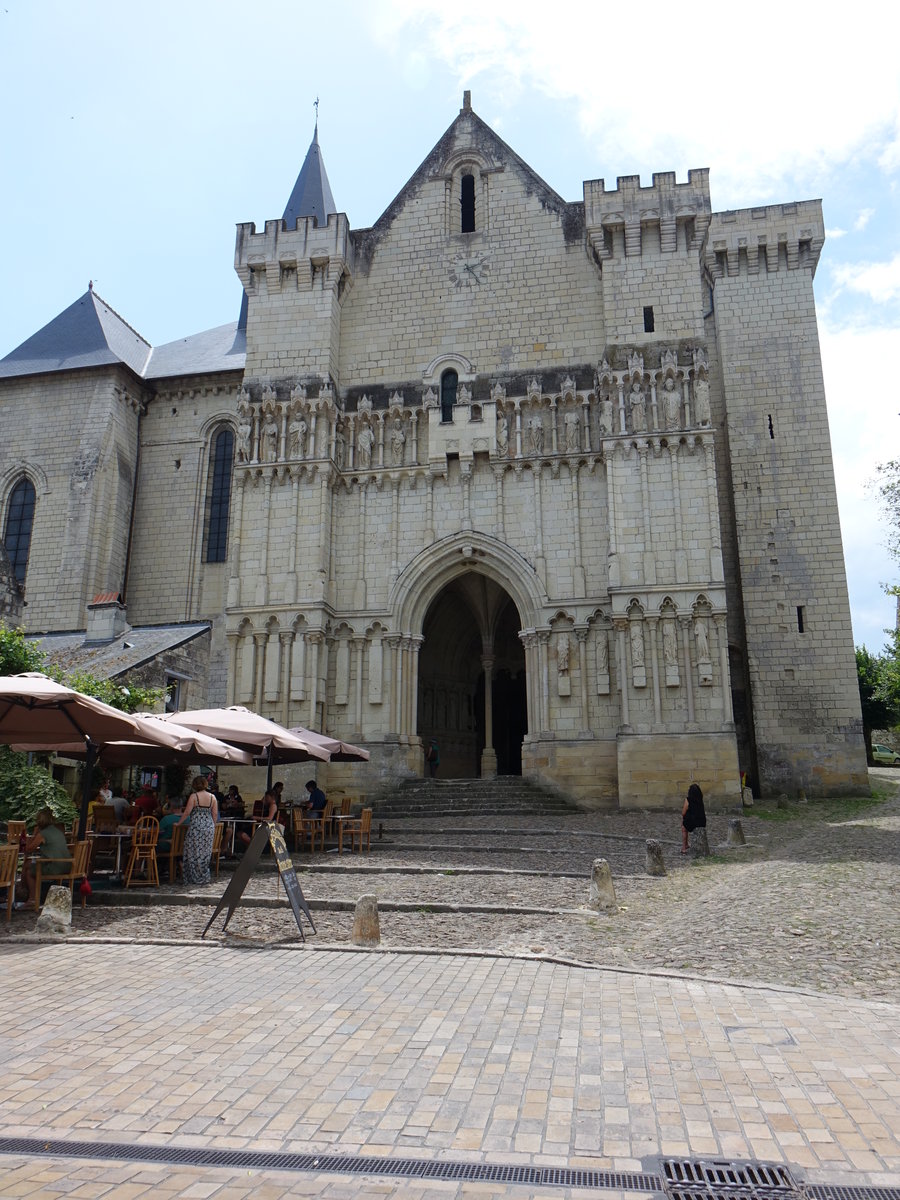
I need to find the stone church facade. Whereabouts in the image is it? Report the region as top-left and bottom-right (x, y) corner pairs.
(0, 94), (867, 806)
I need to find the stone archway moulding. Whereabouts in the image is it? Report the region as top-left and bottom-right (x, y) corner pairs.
(390, 531), (548, 634)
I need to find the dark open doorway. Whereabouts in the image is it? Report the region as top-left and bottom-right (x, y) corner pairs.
(417, 574), (526, 778)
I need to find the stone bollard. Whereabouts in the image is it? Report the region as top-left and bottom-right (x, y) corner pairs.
(727, 818), (746, 847)
(588, 858), (617, 911)
(645, 839), (666, 877)
(352, 894), (381, 946)
(689, 828), (710, 856)
(741, 786), (753, 807)
(36, 885), (72, 933)
(776, 793), (789, 809)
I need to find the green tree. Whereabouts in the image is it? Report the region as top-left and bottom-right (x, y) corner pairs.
(857, 645), (900, 762)
(0, 624), (45, 675)
(0, 746), (76, 825)
(875, 460), (900, 565)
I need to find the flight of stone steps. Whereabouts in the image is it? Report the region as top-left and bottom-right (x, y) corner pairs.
(370, 776), (577, 819)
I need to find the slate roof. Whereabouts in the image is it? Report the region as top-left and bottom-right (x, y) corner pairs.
(32, 623), (210, 680)
(0, 289), (152, 380)
(144, 319), (246, 380)
(282, 124), (337, 229)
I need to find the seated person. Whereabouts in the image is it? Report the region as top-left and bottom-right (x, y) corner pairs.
(22, 808), (72, 907)
(134, 786), (158, 818)
(157, 800), (184, 856)
(304, 779), (327, 817)
(222, 785), (244, 817)
(110, 793), (131, 822)
(239, 789), (278, 846)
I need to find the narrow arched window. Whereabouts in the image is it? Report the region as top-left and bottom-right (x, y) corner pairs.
(461, 174), (475, 233)
(441, 370), (458, 423)
(205, 427), (234, 562)
(4, 477), (36, 585)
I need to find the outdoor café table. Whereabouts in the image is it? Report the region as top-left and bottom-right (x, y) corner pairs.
(218, 816), (256, 855)
(88, 828), (132, 877)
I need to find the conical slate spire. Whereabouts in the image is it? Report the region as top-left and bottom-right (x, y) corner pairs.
(283, 124), (337, 229)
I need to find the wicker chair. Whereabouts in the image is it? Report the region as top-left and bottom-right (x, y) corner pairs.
(0, 844), (17, 922)
(33, 840), (91, 911)
(211, 822), (225, 880)
(162, 823), (186, 883)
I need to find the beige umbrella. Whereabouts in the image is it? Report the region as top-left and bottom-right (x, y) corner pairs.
(0, 673), (179, 834)
(288, 724), (369, 762)
(14, 713), (254, 768)
(163, 705), (330, 788)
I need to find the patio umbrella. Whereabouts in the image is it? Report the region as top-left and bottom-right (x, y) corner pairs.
(14, 713), (254, 768)
(163, 705), (330, 788)
(0, 673), (177, 835)
(288, 725), (369, 762)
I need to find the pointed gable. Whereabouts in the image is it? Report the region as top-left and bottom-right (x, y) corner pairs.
(0, 289), (151, 380)
(283, 125), (337, 229)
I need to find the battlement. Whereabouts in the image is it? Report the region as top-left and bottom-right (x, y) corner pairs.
(234, 211), (353, 294)
(585, 170), (711, 259)
(704, 200), (824, 279)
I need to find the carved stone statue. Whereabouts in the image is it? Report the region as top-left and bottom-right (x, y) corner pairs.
(390, 418), (406, 465)
(334, 426), (345, 469)
(662, 377), (681, 431)
(598, 393), (614, 436)
(630, 620), (645, 668)
(629, 382), (646, 434)
(237, 414), (252, 462)
(262, 413), (279, 463)
(358, 424), (375, 469)
(564, 409), (580, 453)
(663, 620), (678, 667)
(694, 378), (711, 426)
(694, 616), (710, 662)
(557, 634), (570, 673)
(596, 629), (609, 673)
(529, 415), (544, 455)
(288, 415), (308, 459)
(496, 412), (509, 457)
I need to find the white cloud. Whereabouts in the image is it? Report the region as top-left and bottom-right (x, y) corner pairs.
(854, 207), (875, 231)
(370, 0), (900, 205)
(826, 227), (847, 239)
(832, 254), (900, 304)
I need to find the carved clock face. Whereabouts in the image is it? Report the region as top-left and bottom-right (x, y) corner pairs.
(449, 252), (489, 288)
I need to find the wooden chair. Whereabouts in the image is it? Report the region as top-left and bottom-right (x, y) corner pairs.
(162, 823), (186, 883)
(211, 822), (225, 880)
(302, 800), (333, 853)
(0, 844), (17, 922)
(33, 840), (91, 910)
(124, 816), (159, 888)
(341, 808), (372, 855)
(6, 820), (26, 845)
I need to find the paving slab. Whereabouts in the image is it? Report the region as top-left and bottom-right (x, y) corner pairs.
(1, 941), (899, 1195)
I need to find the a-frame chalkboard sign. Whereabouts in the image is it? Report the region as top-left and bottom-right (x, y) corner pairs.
(202, 822), (316, 940)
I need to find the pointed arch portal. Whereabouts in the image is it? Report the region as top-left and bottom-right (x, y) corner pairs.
(417, 574), (527, 778)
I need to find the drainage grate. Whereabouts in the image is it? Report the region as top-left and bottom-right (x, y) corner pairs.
(661, 1158), (800, 1199)
(0, 1136), (662, 1193)
(808, 1189), (900, 1200)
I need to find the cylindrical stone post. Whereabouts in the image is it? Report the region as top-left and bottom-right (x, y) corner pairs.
(645, 839), (666, 876)
(352, 894), (381, 946)
(689, 828), (710, 856)
(588, 858), (617, 911)
(727, 818), (745, 846)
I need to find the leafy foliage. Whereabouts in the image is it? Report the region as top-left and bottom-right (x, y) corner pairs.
(856, 642), (900, 761)
(54, 669), (164, 714)
(0, 746), (76, 825)
(0, 624), (44, 675)
(875, 460), (900, 565)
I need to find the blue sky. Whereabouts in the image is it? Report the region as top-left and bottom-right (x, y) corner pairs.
(2, 0), (898, 650)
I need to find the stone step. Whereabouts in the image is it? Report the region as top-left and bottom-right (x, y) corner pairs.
(371, 776), (576, 818)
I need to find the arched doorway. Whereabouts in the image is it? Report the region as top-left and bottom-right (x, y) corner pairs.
(417, 574), (527, 777)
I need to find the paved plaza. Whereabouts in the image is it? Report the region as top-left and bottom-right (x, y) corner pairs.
(2, 776), (900, 1196)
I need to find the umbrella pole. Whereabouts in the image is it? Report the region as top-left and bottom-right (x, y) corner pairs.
(78, 741), (96, 839)
(266, 744), (274, 792)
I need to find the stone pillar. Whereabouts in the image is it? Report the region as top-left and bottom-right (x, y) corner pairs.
(226, 632), (240, 706)
(514, 400), (523, 459)
(389, 635), (403, 738)
(226, 474), (247, 609)
(537, 629), (551, 735)
(353, 636), (366, 737)
(647, 616), (662, 727)
(576, 628), (590, 736)
(253, 633), (266, 711)
(493, 465), (505, 540)
(588, 859), (617, 910)
(307, 632), (322, 729)
(714, 613), (734, 727)
(480, 651), (497, 777)
(279, 632), (292, 725)
(680, 618), (695, 726)
(614, 619), (631, 731)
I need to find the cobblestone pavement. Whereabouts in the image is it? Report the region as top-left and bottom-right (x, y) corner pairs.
(2, 774), (900, 1195)
(5, 775), (899, 1004)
